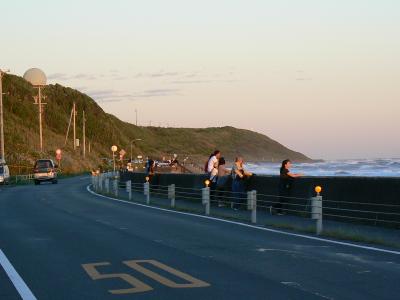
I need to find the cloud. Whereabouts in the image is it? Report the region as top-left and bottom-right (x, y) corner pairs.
(296, 78), (312, 81)
(170, 79), (238, 84)
(150, 71), (180, 77)
(73, 73), (97, 80)
(127, 88), (182, 99)
(168, 70), (237, 85)
(48, 72), (97, 81)
(133, 71), (182, 78)
(83, 88), (182, 103)
(144, 88), (180, 94)
(170, 80), (213, 84)
(84, 89), (115, 97)
(114, 76), (128, 81)
(47, 73), (70, 80)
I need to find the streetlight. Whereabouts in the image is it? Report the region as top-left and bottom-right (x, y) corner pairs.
(130, 138), (142, 161)
(23, 68), (47, 153)
(111, 145), (118, 172)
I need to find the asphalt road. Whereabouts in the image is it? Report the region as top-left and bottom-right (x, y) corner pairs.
(0, 176), (399, 300)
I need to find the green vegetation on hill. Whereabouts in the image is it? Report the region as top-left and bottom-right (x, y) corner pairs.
(1, 73), (310, 173)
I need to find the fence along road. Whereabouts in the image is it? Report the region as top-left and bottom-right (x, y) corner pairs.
(0, 176), (400, 299)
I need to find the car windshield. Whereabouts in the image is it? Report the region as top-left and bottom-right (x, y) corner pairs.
(36, 161), (52, 169)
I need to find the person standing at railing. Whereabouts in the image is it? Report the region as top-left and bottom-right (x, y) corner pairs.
(146, 158), (156, 183)
(216, 157), (230, 207)
(231, 157), (252, 210)
(275, 159), (303, 215)
(206, 150), (221, 200)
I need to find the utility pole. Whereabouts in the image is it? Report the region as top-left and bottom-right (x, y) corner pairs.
(135, 108), (138, 126)
(73, 102), (76, 150)
(64, 106), (74, 146)
(33, 87), (46, 153)
(82, 110), (86, 158)
(0, 69), (9, 162)
(38, 88), (43, 152)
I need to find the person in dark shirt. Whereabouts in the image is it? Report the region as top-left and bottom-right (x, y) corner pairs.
(145, 159), (156, 182)
(276, 159), (303, 215)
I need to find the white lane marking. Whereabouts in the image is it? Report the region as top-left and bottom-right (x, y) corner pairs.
(0, 249), (37, 300)
(257, 248), (298, 254)
(86, 185), (400, 256)
(357, 270), (371, 274)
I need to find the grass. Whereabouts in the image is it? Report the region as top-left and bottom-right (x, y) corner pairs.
(265, 221), (400, 249)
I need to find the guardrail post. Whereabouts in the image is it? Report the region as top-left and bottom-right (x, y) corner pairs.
(96, 176), (100, 192)
(126, 180), (132, 201)
(202, 187), (210, 215)
(92, 176), (96, 191)
(99, 175), (103, 192)
(311, 195), (323, 235)
(251, 190), (257, 224)
(168, 184), (176, 208)
(105, 177), (110, 194)
(144, 182), (150, 204)
(247, 191), (252, 210)
(113, 178), (118, 197)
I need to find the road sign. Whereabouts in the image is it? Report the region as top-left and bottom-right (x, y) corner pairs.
(55, 149), (62, 160)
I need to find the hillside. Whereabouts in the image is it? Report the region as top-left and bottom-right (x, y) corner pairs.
(1, 73), (310, 174)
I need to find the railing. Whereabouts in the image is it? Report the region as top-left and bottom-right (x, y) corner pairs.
(90, 174), (400, 235)
(14, 174), (34, 183)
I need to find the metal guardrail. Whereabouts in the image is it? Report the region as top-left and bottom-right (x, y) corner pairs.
(14, 174), (34, 183)
(91, 175), (324, 234)
(90, 174), (400, 234)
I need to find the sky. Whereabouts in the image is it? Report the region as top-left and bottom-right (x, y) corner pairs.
(2, 0), (399, 159)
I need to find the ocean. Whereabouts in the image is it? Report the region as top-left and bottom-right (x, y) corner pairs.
(245, 158), (400, 177)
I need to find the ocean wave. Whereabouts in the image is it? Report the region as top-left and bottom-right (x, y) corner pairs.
(245, 159), (400, 177)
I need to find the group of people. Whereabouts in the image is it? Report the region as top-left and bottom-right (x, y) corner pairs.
(206, 150), (253, 209)
(206, 151), (303, 213)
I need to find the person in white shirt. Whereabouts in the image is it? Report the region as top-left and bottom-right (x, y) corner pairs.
(207, 150), (221, 182)
(206, 150), (221, 201)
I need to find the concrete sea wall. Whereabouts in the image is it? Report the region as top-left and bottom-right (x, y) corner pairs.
(120, 172), (400, 228)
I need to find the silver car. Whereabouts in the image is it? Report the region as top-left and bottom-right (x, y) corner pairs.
(0, 164), (10, 185)
(33, 159), (58, 185)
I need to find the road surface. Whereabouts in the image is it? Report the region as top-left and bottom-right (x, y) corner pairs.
(0, 176), (399, 299)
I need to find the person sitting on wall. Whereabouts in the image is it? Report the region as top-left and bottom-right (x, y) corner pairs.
(216, 157), (230, 207)
(231, 156), (253, 210)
